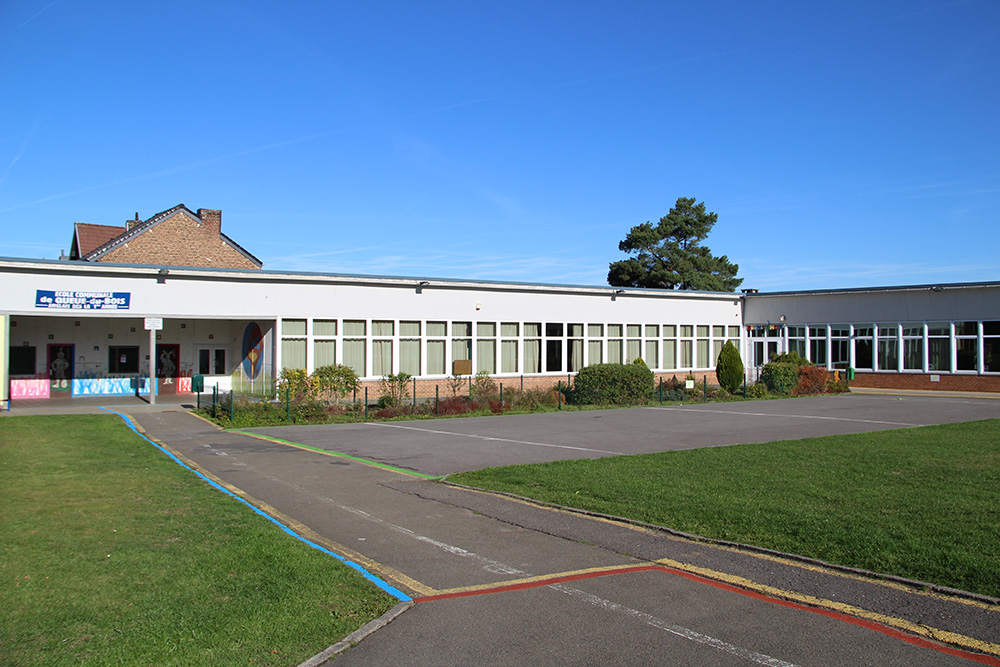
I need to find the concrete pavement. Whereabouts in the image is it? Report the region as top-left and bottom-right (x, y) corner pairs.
(109, 395), (1000, 666)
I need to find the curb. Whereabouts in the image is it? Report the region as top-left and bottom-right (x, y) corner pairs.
(298, 601), (414, 666)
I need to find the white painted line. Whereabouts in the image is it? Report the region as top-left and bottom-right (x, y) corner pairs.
(367, 422), (624, 455)
(648, 406), (917, 427)
(552, 583), (799, 667)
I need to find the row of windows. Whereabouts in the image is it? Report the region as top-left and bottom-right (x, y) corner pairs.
(761, 321), (1000, 373)
(279, 319), (742, 378)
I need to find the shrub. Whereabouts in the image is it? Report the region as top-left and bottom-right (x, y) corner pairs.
(503, 387), (558, 411)
(470, 370), (498, 400)
(312, 364), (358, 401)
(759, 362), (800, 395)
(446, 374), (467, 397)
(715, 341), (744, 393)
(769, 350), (811, 366)
(748, 382), (769, 399)
(567, 363), (654, 405)
(378, 372), (412, 407)
(684, 373), (701, 398)
(277, 368), (311, 400)
(792, 365), (830, 395)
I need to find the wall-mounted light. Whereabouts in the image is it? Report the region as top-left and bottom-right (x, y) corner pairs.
(156, 334), (162, 340)
(48, 334), (54, 339)
(208, 334), (214, 340)
(181, 323), (186, 329)
(416, 280), (430, 294)
(157, 268), (169, 284)
(108, 333), (114, 339)
(931, 286), (943, 292)
(75, 321), (81, 326)
(130, 327), (136, 333)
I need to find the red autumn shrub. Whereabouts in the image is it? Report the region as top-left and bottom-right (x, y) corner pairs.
(792, 365), (830, 395)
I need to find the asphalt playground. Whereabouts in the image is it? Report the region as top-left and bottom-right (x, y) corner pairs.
(9, 390), (1000, 665)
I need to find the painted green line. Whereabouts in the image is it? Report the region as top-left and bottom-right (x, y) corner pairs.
(231, 429), (443, 479)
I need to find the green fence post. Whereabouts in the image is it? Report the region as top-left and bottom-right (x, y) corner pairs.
(520, 375), (524, 391)
(229, 390), (234, 422)
(743, 380), (747, 399)
(435, 385), (439, 415)
(413, 377), (417, 408)
(558, 380), (562, 410)
(659, 378), (663, 404)
(703, 376), (707, 400)
(286, 386), (290, 423)
(364, 387), (368, 421)
(499, 382), (503, 411)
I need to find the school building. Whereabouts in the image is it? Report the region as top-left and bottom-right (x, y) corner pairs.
(2, 204), (998, 406)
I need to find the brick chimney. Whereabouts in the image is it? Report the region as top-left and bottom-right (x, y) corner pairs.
(126, 212), (139, 231)
(197, 209), (221, 236)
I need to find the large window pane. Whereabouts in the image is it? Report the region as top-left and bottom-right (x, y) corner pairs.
(426, 340), (445, 375)
(903, 338), (923, 371)
(477, 339), (496, 373)
(645, 340), (659, 368)
(314, 340), (336, 367)
(546, 340), (563, 372)
(343, 339), (366, 376)
(680, 340), (693, 368)
(524, 339), (541, 373)
(985, 338), (1000, 373)
(453, 339), (471, 361)
(663, 340), (676, 369)
(957, 339), (977, 371)
(373, 340), (392, 376)
(587, 340), (602, 364)
(697, 339), (710, 368)
(568, 339), (584, 372)
(281, 339), (306, 370)
(501, 340), (518, 373)
(607, 339), (623, 364)
(928, 338), (950, 371)
(626, 339), (641, 363)
(400, 339), (420, 376)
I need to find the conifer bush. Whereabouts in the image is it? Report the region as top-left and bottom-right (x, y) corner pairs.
(715, 340), (744, 393)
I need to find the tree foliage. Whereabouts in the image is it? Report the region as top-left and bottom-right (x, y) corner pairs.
(608, 197), (742, 292)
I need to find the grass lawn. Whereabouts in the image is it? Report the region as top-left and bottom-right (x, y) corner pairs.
(0, 415), (396, 667)
(451, 419), (1000, 599)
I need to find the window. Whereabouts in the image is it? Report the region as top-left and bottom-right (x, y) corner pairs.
(568, 324), (583, 371)
(809, 327), (827, 365)
(477, 322), (496, 373)
(956, 321), (978, 371)
(524, 323), (541, 373)
(985, 321), (1000, 373)
(927, 323), (950, 372)
(427, 322), (446, 375)
(787, 326), (806, 357)
(198, 348), (227, 375)
(314, 320), (337, 336)
(607, 324), (623, 364)
(452, 321), (471, 364)
(645, 340), (659, 368)
(877, 324), (899, 372)
(662, 339), (676, 370)
(109, 346), (140, 374)
(343, 322), (366, 376)
(282, 319), (306, 335)
(314, 340), (336, 368)
(501, 323), (518, 373)
(400, 321), (421, 376)
(9, 346), (35, 376)
(587, 324), (603, 338)
(854, 326), (873, 371)
(587, 339), (602, 365)
(830, 326), (850, 369)
(282, 338), (306, 370)
(902, 324), (923, 371)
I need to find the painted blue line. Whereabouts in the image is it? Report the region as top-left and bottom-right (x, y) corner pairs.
(98, 407), (412, 602)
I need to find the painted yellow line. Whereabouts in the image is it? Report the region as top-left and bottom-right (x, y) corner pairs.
(431, 562), (650, 596)
(654, 557), (1000, 657)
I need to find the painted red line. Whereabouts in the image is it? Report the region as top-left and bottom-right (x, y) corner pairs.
(416, 564), (1000, 665)
(415, 565), (662, 602)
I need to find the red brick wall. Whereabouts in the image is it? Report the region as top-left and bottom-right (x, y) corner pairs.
(98, 209), (259, 270)
(849, 372), (1000, 393)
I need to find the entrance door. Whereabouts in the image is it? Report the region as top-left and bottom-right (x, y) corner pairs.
(752, 339), (780, 368)
(156, 344), (180, 395)
(47, 344), (75, 394)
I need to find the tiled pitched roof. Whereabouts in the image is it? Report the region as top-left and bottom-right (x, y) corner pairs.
(72, 223), (126, 259)
(83, 204), (192, 261)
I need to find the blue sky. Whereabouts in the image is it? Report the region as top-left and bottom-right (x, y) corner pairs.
(2, 0), (998, 291)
